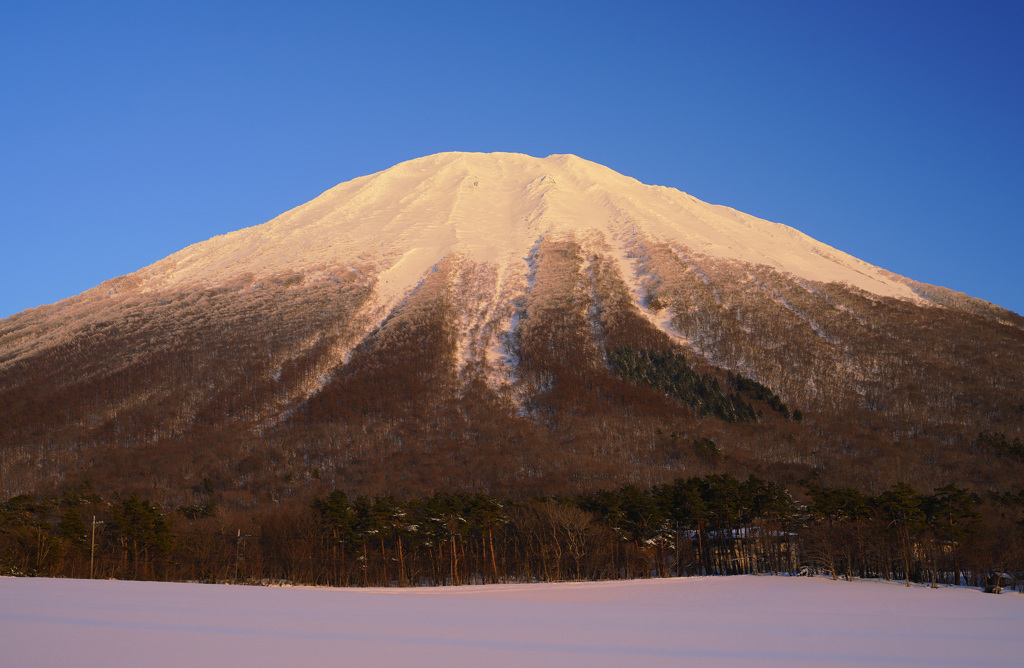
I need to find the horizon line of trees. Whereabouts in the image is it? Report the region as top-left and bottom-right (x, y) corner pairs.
(2, 475), (1022, 592)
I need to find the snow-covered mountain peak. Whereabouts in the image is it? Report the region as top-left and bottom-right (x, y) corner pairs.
(4, 153), (1022, 504)
(88, 151), (924, 318)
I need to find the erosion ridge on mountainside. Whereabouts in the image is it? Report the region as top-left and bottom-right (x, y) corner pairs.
(1, 152), (1022, 509)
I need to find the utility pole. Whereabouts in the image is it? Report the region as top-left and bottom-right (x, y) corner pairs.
(90, 516), (104, 579)
(234, 529), (251, 583)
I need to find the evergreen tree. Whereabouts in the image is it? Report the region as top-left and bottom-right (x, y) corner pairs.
(108, 494), (173, 580)
(877, 483), (926, 586)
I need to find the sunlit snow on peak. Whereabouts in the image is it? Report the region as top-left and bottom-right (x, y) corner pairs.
(130, 151), (920, 308)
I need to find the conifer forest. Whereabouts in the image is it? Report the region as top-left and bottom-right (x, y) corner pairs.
(3, 473), (1022, 592)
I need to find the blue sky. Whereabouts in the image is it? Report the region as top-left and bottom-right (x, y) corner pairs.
(2, 1), (1022, 318)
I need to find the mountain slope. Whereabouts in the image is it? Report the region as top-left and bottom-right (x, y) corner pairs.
(1, 152), (1022, 505)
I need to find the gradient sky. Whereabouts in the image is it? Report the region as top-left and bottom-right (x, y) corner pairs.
(2, 1), (1022, 319)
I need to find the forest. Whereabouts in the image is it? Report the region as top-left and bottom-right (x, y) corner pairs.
(3, 474), (1022, 592)
(2, 241), (1024, 595)
(3, 243), (1023, 509)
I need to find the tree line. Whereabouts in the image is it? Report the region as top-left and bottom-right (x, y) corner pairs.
(2, 475), (1021, 592)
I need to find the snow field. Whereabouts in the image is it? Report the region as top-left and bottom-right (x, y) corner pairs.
(126, 152), (924, 309)
(2, 575), (1021, 667)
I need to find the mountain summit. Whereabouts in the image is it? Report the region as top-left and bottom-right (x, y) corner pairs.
(1, 152), (1022, 504)
(129, 151), (919, 303)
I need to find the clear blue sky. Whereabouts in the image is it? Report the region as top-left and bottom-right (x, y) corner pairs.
(2, 1), (1022, 318)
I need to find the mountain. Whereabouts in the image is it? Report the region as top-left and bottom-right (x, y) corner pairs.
(2, 152), (1022, 507)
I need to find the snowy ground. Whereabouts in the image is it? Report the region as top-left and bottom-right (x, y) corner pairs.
(2, 575), (1021, 667)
